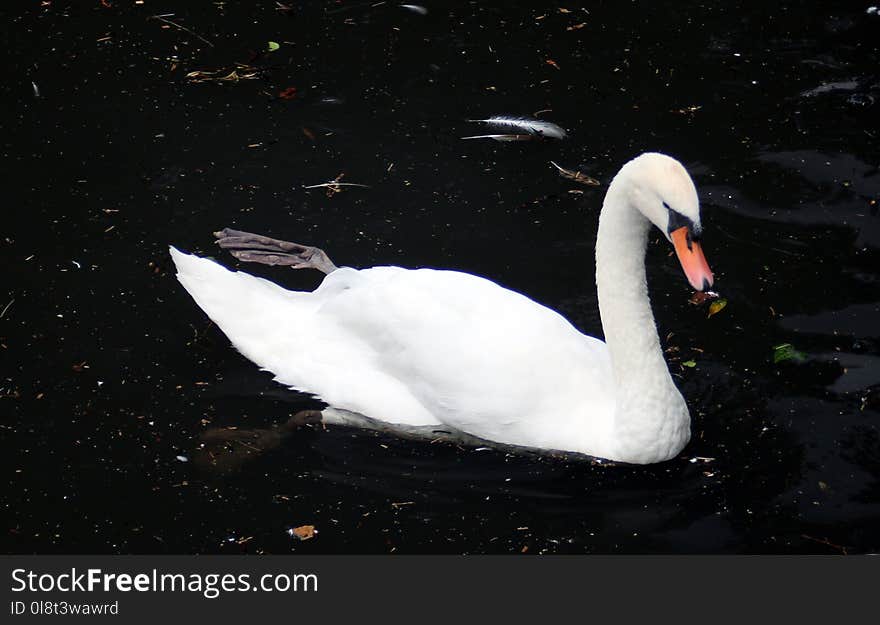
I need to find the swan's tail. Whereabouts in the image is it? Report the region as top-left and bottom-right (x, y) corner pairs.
(169, 247), (310, 375)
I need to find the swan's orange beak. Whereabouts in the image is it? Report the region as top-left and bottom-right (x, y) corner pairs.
(671, 226), (714, 291)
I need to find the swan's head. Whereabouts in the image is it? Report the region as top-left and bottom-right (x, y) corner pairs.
(624, 152), (714, 291)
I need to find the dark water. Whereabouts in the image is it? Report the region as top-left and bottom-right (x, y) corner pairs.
(3, 1), (879, 554)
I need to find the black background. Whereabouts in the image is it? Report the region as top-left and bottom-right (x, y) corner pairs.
(2, 1), (879, 554)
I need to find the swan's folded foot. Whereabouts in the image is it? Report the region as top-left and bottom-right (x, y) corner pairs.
(214, 228), (338, 274)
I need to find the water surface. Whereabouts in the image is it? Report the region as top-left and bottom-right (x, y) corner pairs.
(3, 1), (879, 553)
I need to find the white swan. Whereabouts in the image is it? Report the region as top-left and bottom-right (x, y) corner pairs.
(170, 152), (714, 464)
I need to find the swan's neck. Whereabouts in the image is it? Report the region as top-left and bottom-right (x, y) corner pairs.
(594, 174), (690, 463)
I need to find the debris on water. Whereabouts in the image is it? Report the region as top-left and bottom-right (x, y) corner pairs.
(773, 343), (806, 364)
(867, 6), (878, 15)
(391, 501), (415, 508)
(175, 455), (189, 463)
(304, 173), (370, 197)
(473, 447), (492, 451)
(400, 4), (428, 15)
(461, 134), (534, 142)
(186, 64), (262, 84)
(31, 81), (40, 98)
(682, 360), (697, 368)
(707, 298), (728, 318)
(149, 14), (215, 48)
(549, 161), (600, 186)
(847, 93), (875, 107)
(316, 96), (344, 106)
(267, 41), (280, 52)
(545, 58), (561, 70)
(801, 534), (847, 554)
(288, 525), (316, 541)
(278, 86), (297, 99)
(688, 456), (715, 463)
(800, 80), (860, 98)
(467, 115), (567, 140)
(567, 22), (587, 31)
(688, 290), (720, 306)
(0, 299), (14, 319)
(672, 105), (702, 115)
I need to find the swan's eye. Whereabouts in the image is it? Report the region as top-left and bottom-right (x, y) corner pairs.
(666, 207), (692, 235)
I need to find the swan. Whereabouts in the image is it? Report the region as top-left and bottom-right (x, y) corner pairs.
(169, 152), (714, 464)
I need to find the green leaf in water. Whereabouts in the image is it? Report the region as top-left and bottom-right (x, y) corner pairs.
(267, 41), (280, 52)
(773, 343), (806, 364)
(707, 297), (728, 318)
(682, 360), (697, 368)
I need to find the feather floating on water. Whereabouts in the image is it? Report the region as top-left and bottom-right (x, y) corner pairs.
(400, 4), (428, 15)
(468, 116), (567, 139)
(461, 134), (535, 142)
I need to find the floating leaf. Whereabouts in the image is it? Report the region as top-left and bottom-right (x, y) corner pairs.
(773, 343), (806, 364)
(267, 41), (280, 52)
(288, 525), (315, 541)
(682, 360), (697, 368)
(707, 298), (728, 318)
(688, 290), (718, 305)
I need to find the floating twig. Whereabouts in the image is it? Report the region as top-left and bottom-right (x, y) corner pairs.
(304, 173), (370, 197)
(801, 534), (848, 555)
(550, 161), (600, 186)
(0, 299), (13, 319)
(150, 14), (215, 48)
(185, 64), (262, 83)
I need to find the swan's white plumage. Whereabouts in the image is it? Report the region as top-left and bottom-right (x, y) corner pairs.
(171, 152), (707, 464)
(171, 248), (615, 453)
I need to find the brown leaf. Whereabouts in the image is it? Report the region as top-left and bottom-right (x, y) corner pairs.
(290, 525), (315, 541)
(278, 86), (297, 100)
(688, 290), (719, 306)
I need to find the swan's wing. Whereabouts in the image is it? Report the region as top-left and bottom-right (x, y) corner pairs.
(313, 267), (615, 450)
(171, 249), (442, 427)
(172, 249), (614, 450)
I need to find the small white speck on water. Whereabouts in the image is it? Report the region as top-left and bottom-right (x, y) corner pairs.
(176, 455), (189, 463)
